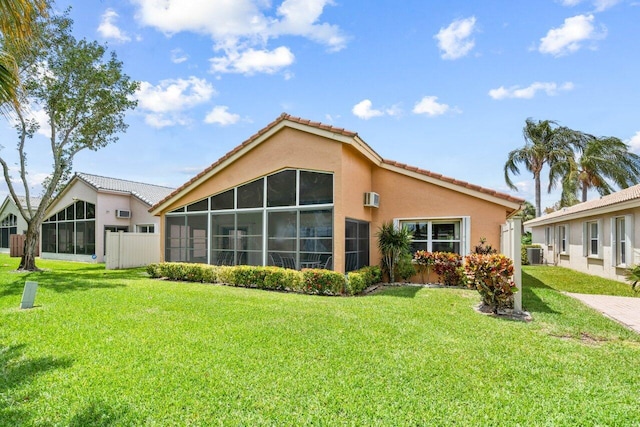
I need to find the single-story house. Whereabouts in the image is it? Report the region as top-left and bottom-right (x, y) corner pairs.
(41, 172), (174, 262)
(0, 195), (41, 253)
(524, 184), (640, 282)
(150, 114), (523, 274)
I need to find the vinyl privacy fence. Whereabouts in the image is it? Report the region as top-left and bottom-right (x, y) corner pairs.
(105, 231), (160, 270)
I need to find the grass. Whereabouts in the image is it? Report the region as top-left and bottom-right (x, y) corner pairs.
(0, 255), (639, 425)
(524, 264), (637, 296)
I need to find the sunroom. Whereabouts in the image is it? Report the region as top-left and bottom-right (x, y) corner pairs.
(164, 168), (369, 272)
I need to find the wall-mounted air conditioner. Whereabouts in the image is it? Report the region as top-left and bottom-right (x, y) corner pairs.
(115, 209), (131, 219)
(363, 192), (380, 208)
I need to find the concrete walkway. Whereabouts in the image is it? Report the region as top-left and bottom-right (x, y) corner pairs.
(566, 293), (640, 334)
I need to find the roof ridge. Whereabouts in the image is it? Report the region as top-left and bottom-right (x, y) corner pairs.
(76, 172), (175, 190)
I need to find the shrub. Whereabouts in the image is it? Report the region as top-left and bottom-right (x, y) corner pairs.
(263, 267), (303, 291)
(464, 253), (517, 313)
(302, 269), (346, 295)
(433, 252), (463, 286)
(345, 265), (382, 295)
(232, 266), (269, 288)
(146, 263), (162, 278)
(394, 253), (416, 282)
(473, 238), (497, 255)
(414, 250), (435, 284)
(377, 221), (413, 283)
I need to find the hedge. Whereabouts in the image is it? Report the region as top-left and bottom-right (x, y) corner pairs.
(146, 263), (381, 296)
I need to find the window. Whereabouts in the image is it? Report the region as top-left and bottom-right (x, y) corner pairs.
(166, 169), (334, 268)
(137, 224), (155, 233)
(583, 220), (602, 258)
(345, 219), (369, 272)
(613, 215), (634, 267)
(558, 225), (568, 254)
(0, 213), (17, 248)
(399, 218), (467, 255)
(42, 201), (96, 255)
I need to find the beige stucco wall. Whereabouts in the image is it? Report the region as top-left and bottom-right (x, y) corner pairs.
(157, 125), (516, 274)
(530, 208), (640, 282)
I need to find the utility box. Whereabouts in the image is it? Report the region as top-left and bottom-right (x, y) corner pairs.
(20, 281), (38, 309)
(527, 247), (543, 265)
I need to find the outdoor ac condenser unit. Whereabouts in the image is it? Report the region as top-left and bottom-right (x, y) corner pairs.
(363, 192), (380, 208)
(115, 209), (131, 219)
(527, 247), (543, 265)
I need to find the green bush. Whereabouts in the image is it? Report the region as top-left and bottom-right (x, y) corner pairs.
(302, 269), (346, 295)
(394, 253), (416, 282)
(147, 262), (382, 297)
(464, 253), (516, 312)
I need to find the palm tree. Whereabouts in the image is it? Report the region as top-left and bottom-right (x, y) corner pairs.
(561, 135), (640, 203)
(0, 0), (48, 110)
(504, 118), (583, 217)
(376, 221), (413, 283)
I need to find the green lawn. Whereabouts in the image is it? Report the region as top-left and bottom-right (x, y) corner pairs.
(1, 255), (639, 425)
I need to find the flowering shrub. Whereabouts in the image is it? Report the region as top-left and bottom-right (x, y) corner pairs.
(302, 269), (346, 295)
(414, 250), (436, 283)
(464, 253), (517, 312)
(433, 252), (463, 286)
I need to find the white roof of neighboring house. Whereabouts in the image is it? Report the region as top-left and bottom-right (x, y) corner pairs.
(525, 184), (640, 227)
(74, 172), (175, 206)
(0, 194), (41, 214)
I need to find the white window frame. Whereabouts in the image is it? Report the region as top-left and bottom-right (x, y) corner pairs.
(395, 216), (471, 255)
(583, 219), (603, 259)
(557, 224), (569, 255)
(611, 215), (634, 267)
(137, 224), (155, 233)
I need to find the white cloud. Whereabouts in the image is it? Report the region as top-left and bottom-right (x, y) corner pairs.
(352, 100), (384, 120)
(628, 131), (640, 154)
(412, 96), (451, 117)
(97, 9), (131, 43)
(204, 106), (240, 126)
(489, 81), (574, 100)
(135, 77), (216, 128)
(559, 0), (621, 11)
(351, 100), (401, 120)
(539, 14), (606, 56)
(434, 16), (477, 60)
(131, 0), (345, 75)
(170, 48), (189, 64)
(210, 46), (295, 75)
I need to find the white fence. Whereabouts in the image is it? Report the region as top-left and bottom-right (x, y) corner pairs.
(500, 218), (522, 312)
(105, 231), (160, 270)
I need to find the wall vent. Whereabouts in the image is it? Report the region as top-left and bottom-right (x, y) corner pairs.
(115, 209), (131, 219)
(363, 192), (380, 208)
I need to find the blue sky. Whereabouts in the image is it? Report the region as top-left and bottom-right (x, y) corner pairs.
(2, 0), (639, 211)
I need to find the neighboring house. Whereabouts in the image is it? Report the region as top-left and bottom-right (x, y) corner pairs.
(151, 114), (523, 274)
(525, 184), (640, 282)
(0, 195), (41, 253)
(41, 172), (174, 263)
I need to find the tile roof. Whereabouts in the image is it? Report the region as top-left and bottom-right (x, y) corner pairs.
(76, 172), (175, 206)
(152, 113), (524, 211)
(525, 183), (640, 226)
(14, 195), (42, 210)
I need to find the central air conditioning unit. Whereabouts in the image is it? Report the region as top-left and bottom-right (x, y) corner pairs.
(363, 192), (380, 208)
(115, 209), (131, 219)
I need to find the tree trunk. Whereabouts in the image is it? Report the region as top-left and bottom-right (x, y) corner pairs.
(581, 184), (588, 203)
(534, 172), (542, 217)
(18, 222), (39, 271)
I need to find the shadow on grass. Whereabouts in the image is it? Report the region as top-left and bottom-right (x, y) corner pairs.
(0, 268), (143, 297)
(522, 271), (560, 314)
(68, 399), (141, 426)
(0, 344), (74, 425)
(368, 285), (422, 298)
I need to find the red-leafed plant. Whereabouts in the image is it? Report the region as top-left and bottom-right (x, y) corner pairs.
(464, 253), (517, 313)
(433, 252), (463, 286)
